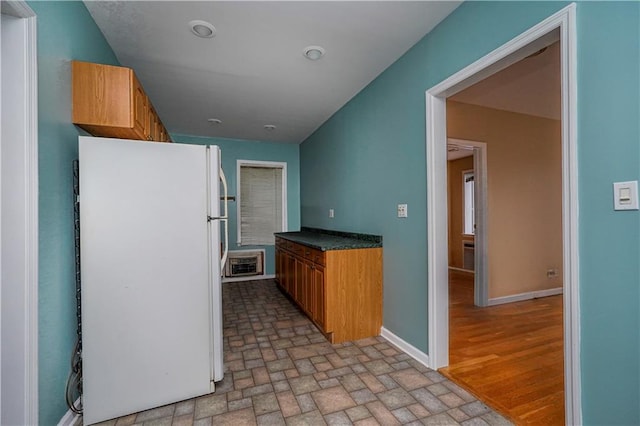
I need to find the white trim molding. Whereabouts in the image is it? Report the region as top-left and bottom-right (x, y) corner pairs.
(488, 287), (564, 306)
(57, 398), (81, 426)
(25, 11), (39, 425)
(425, 92), (449, 370)
(380, 327), (430, 369)
(0, 2), (39, 425)
(559, 6), (581, 425)
(425, 4), (580, 425)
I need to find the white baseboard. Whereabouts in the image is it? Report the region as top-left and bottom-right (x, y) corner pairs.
(222, 273), (275, 283)
(380, 327), (430, 369)
(57, 398), (81, 426)
(488, 287), (563, 306)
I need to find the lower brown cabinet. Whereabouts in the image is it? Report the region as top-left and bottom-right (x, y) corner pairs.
(275, 237), (382, 343)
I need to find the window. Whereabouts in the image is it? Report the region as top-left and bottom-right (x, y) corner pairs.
(463, 170), (475, 235)
(237, 160), (287, 245)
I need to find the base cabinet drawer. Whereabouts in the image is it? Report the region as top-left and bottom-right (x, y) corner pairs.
(275, 237), (381, 343)
(304, 247), (325, 266)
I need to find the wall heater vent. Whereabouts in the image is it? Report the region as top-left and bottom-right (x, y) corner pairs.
(462, 241), (475, 271)
(224, 250), (264, 278)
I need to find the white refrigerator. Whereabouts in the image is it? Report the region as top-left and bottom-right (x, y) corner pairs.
(79, 136), (228, 424)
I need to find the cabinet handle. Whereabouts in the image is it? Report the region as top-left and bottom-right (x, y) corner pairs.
(305, 251), (310, 255)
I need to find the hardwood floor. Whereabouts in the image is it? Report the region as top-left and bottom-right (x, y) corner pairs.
(439, 271), (564, 425)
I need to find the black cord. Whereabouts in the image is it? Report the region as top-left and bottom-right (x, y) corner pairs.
(65, 160), (83, 414)
(66, 339), (82, 414)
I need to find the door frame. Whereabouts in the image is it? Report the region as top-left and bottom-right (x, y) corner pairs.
(0, 1), (38, 424)
(447, 138), (488, 307)
(425, 4), (580, 425)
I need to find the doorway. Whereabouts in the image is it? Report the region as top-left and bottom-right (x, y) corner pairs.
(425, 4), (579, 425)
(444, 83), (565, 422)
(446, 138), (488, 308)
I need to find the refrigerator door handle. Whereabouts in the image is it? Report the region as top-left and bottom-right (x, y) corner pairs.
(219, 166), (229, 272)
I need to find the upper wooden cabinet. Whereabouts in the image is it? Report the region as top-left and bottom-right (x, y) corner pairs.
(72, 61), (171, 143)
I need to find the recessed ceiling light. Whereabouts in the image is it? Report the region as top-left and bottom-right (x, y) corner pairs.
(189, 20), (216, 38)
(264, 125), (277, 131)
(303, 45), (325, 61)
(207, 118), (222, 125)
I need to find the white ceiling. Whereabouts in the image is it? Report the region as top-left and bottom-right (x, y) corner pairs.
(84, 1), (462, 144)
(447, 40), (559, 162)
(450, 41), (560, 120)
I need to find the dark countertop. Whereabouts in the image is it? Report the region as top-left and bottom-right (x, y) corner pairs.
(275, 227), (382, 251)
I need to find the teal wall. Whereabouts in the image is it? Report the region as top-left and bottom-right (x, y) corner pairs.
(300, 2), (639, 424)
(173, 134), (301, 275)
(28, 1), (119, 424)
(577, 2), (639, 424)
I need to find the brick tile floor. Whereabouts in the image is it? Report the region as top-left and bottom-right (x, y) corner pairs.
(90, 280), (512, 425)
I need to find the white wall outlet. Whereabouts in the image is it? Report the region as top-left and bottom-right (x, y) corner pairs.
(329, 208), (334, 218)
(397, 204), (408, 218)
(546, 268), (558, 279)
(613, 181), (639, 210)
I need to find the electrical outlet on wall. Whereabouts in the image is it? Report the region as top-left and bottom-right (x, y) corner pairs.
(546, 268), (558, 279)
(329, 208), (334, 218)
(397, 204), (408, 218)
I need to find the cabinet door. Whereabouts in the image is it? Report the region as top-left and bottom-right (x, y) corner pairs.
(281, 250), (289, 293)
(159, 125), (170, 142)
(286, 254), (296, 298)
(279, 250), (289, 293)
(72, 61), (132, 128)
(282, 251), (288, 289)
(132, 76), (149, 139)
(303, 261), (314, 316)
(148, 108), (159, 141)
(311, 265), (325, 329)
(275, 249), (282, 285)
(294, 256), (306, 310)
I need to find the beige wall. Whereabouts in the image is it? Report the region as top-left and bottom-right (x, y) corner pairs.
(447, 100), (563, 298)
(447, 156), (474, 269)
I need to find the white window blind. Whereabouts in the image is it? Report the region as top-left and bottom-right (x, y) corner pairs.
(239, 164), (284, 245)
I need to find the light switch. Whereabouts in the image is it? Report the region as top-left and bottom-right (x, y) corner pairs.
(613, 181), (639, 210)
(619, 187), (631, 203)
